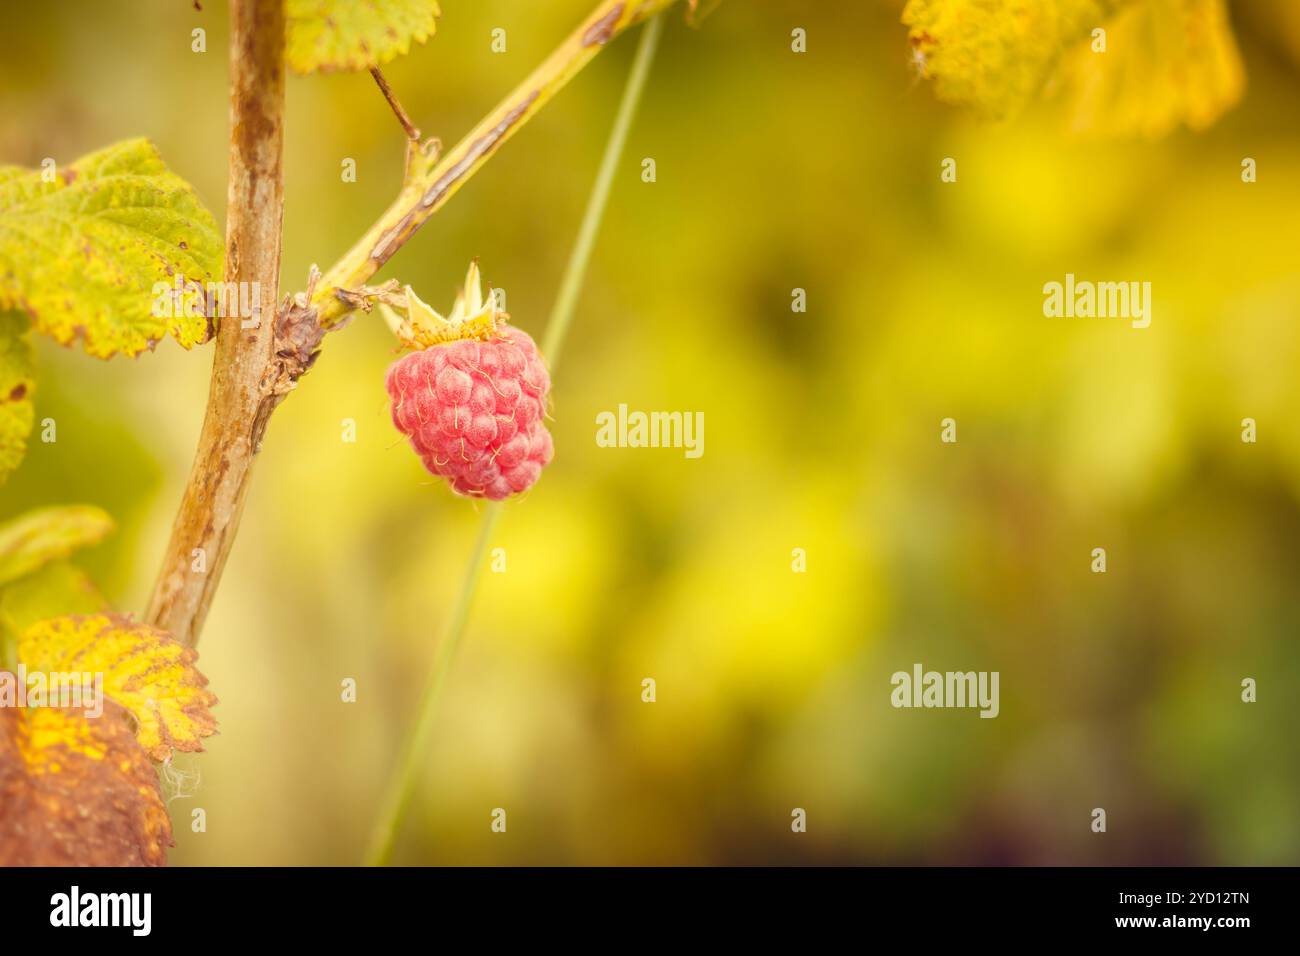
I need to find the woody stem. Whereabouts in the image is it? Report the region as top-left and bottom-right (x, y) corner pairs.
(144, 0), (285, 647)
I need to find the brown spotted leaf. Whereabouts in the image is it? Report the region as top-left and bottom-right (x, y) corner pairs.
(0, 138), (223, 359)
(19, 613), (217, 762)
(0, 700), (172, 866)
(0, 311), (34, 485)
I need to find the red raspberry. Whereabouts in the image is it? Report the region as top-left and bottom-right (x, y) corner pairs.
(385, 319), (553, 501)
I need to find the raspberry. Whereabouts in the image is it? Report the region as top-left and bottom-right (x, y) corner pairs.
(383, 264), (553, 501)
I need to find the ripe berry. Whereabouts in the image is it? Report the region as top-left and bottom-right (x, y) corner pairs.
(383, 264), (553, 501)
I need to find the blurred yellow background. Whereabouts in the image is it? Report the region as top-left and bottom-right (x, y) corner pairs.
(1, 0), (1298, 864)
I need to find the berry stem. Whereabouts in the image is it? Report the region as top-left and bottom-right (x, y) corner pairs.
(363, 13), (666, 866)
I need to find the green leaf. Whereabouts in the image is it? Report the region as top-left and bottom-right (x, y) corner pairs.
(0, 311), (34, 485)
(0, 505), (114, 587)
(286, 0), (440, 74)
(0, 560), (107, 636)
(0, 138), (224, 359)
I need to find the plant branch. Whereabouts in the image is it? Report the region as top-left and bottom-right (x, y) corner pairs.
(144, 0), (286, 647)
(369, 66), (421, 142)
(145, 0), (681, 650)
(369, 66), (432, 182)
(315, 0), (680, 329)
(363, 12), (667, 866)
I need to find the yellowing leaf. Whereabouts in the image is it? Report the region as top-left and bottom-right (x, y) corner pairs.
(0, 605), (212, 865)
(1062, 0), (1245, 138)
(902, 0), (1245, 137)
(0, 701), (171, 866)
(0, 505), (114, 587)
(0, 138), (223, 359)
(19, 614), (217, 762)
(903, 0), (1121, 119)
(286, 0), (440, 74)
(0, 310), (34, 485)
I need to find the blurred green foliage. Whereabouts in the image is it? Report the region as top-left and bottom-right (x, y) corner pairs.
(1, 0), (1297, 864)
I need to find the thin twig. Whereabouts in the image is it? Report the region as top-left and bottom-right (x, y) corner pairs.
(369, 66), (421, 142)
(363, 12), (667, 867)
